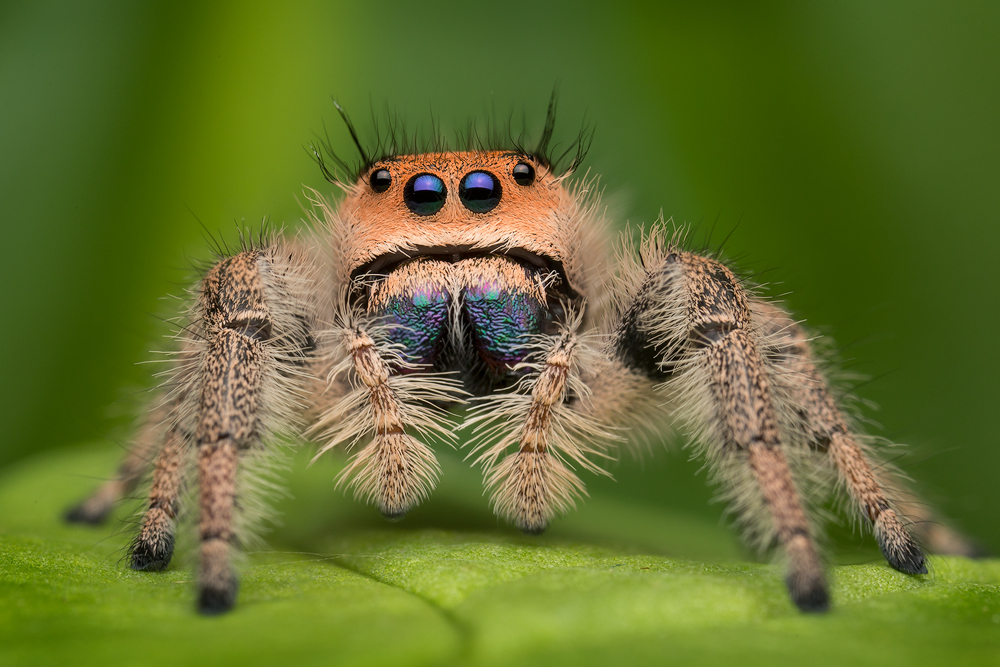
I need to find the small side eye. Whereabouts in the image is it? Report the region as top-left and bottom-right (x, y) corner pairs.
(369, 168), (392, 193)
(404, 173), (446, 215)
(512, 162), (535, 186)
(459, 171), (501, 213)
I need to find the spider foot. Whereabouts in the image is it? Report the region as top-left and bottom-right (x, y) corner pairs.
(129, 505), (176, 571)
(876, 511), (928, 575)
(198, 538), (238, 615)
(787, 573), (830, 613)
(880, 538), (928, 575)
(786, 533), (830, 613)
(63, 500), (112, 525)
(129, 534), (174, 572)
(63, 484), (119, 525)
(198, 578), (238, 615)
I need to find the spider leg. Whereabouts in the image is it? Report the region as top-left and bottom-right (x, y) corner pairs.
(491, 331), (581, 533)
(64, 402), (169, 525)
(333, 328), (438, 517)
(309, 317), (459, 520)
(754, 301), (978, 565)
(469, 316), (618, 533)
(128, 414), (187, 571)
(189, 249), (313, 612)
(609, 240), (828, 612)
(119, 244), (315, 615)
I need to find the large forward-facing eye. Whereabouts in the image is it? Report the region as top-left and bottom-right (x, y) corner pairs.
(404, 173), (446, 215)
(459, 171), (501, 213)
(369, 168), (392, 193)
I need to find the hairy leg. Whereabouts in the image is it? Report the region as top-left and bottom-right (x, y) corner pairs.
(338, 327), (440, 518)
(468, 314), (616, 533)
(485, 330), (581, 533)
(608, 236), (828, 611)
(68, 239), (316, 614)
(755, 301), (978, 564)
(64, 403), (170, 524)
(107, 241), (317, 614)
(190, 247), (315, 612)
(129, 419), (187, 571)
(310, 318), (459, 520)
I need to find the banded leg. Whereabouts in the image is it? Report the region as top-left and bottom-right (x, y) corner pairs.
(191, 252), (267, 613)
(191, 248), (314, 613)
(333, 327), (442, 518)
(197, 436), (239, 612)
(64, 403), (169, 524)
(609, 245), (828, 611)
(471, 323), (612, 533)
(493, 332), (578, 533)
(129, 421), (187, 570)
(755, 301), (969, 568)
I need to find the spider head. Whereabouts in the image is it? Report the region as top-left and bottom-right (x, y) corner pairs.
(335, 150), (595, 299)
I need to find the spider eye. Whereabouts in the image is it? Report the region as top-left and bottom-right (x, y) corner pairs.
(459, 171), (501, 214)
(369, 168), (392, 193)
(512, 162), (535, 186)
(404, 173), (446, 216)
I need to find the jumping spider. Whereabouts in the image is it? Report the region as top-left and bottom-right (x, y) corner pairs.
(66, 101), (973, 614)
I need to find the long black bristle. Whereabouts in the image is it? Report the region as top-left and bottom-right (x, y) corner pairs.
(334, 99), (368, 165)
(310, 87), (593, 185)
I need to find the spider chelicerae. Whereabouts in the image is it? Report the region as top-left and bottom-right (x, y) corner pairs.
(66, 100), (974, 614)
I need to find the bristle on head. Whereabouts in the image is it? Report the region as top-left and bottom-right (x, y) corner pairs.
(309, 89), (593, 185)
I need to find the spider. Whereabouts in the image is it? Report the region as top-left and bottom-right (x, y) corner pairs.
(66, 100), (974, 615)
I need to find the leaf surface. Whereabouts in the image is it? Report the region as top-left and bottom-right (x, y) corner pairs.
(1, 445), (997, 667)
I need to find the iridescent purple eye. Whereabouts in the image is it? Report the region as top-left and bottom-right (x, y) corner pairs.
(369, 168), (392, 193)
(404, 173), (446, 216)
(512, 162), (535, 186)
(459, 171), (501, 213)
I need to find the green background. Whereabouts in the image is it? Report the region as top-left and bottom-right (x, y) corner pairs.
(1, 1), (998, 664)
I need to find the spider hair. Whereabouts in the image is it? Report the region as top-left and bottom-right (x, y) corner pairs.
(308, 88), (594, 185)
(65, 120), (977, 615)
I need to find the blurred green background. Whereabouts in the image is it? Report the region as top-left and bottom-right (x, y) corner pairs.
(1, 0), (998, 559)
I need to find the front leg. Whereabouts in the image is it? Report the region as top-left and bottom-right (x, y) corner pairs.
(309, 314), (462, 519)
(469, 315), (615, 533)
(187, 246), (316, 613)
(609, 239), (828, 611)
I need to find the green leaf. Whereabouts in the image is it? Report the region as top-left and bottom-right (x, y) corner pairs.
(1, 445), (997, 667)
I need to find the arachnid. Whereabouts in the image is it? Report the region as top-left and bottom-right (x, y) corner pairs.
(66, 100), (974, 614)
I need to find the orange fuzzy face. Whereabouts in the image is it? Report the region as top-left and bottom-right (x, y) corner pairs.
(335, 151), (589, 297)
